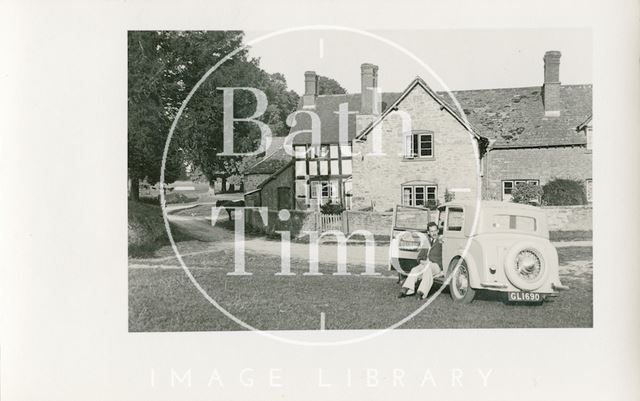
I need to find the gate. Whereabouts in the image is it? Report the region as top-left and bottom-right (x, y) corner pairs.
(317, 212), (348, 233)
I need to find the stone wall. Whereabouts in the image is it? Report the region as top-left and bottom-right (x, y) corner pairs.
(346, 206), (591, 236)
(352, 84), (481, 212)
(484, 146), (592, 200)
(542, 205), (592, 231)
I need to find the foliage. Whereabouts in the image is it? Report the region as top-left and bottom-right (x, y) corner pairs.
(320, 201), (345, 215)
(542, 178), (587, 206)
(317, 75), (347, 95)
(444, 189), (455, 203)
(128, 31), (300, 200)
(511, 182), (543, 205)
(425, 200), (439, 210)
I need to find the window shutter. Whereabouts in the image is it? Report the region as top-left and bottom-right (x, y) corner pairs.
(404, 134), (413, 158)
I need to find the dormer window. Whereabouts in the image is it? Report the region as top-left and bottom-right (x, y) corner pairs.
(404, 130), (434, 159)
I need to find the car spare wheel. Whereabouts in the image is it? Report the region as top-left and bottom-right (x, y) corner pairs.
(449, 259), (476, 303)
(504, 242), (547, 291)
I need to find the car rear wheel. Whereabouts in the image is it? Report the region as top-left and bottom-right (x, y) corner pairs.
(449, 259), (476, 304)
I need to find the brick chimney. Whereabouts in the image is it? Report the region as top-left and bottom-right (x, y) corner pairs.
(543, 50), (561, 117)
(360, 63), (380, 115)
(303, 70), (317, 108)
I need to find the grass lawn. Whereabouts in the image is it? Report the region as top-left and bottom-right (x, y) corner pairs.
(129, 250), (592, 331)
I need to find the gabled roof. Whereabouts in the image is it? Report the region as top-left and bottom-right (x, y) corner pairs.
(356, 76), (487, 143)
(286, 77), (592, 149)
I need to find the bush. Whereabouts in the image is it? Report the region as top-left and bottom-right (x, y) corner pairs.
(320, 201), (345, 215)
(511, 182), (543, 205)
(542, 178), (587, 206)
(425, 200), (439, 210)
(444, 189), (455, 203)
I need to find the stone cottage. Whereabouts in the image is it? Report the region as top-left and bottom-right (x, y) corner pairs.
(244, 50), (592, 212)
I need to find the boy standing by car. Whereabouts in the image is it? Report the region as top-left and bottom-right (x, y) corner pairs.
(398, 222), (443, 299)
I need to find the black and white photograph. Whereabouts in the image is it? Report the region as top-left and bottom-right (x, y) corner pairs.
(127, 29), (593, 332)
(2, 1), (640, 400)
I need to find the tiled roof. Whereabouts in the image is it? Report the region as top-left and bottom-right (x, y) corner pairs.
(289, 93), (401, 145)
(287, 82), (592, 149)
(440, 85), (592, 148)
(245, 137), (290, 175)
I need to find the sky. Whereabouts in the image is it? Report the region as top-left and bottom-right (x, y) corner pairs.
(244, 29), (592, 95)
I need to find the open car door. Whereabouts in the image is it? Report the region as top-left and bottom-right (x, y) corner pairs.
(389, 205), (432, 273)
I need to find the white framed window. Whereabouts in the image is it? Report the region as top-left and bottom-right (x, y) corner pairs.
(404, 131), (434, 159)
(502, 179), (539, 201)
(585, 179), (593, 202)
(401, 185), (437, 207)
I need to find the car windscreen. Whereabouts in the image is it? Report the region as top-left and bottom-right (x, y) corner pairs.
(394, 206), (431, 231)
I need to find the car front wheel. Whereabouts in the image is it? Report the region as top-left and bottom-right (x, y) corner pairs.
(449, 259), (476, 304)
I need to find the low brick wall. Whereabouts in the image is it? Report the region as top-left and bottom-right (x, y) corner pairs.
(542, 205), (592, 231)
(244, 208), (316, 238)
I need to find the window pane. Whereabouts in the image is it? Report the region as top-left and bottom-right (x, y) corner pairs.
(426, 186), (436, 201)
(320, 145), (329, 158)
(340, 145), (352, 157)
(295, 160), (306, 176)
(412, 135), (419, 157)
(321, 182), (330, 198)
(402, 187), (413, 205)
(419, 134), (433, 157)
(308, 161), (318, 176)
(415, 187), (425, 206)
(492, 214), (536, 232)
(310, 182), (319, 199)
(330, 160), (340, 175)
(319, 160), (328, 175)
(447, 208), (464, 231)
(330, 145), (339, 159)
(503, 181), (513, 195)
(341, 159), (352, 175)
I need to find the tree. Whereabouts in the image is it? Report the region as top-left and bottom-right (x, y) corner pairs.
(128, 31), (299, 199)
(511, 182), (543, 205)
(317, 75), (347, 95)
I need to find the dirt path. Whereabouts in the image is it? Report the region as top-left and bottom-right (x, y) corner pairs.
(132, 209), (592, 277)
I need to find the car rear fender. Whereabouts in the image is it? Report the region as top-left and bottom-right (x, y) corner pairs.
(447, 252), (481, 289)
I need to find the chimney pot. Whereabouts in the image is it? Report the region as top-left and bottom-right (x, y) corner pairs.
(361, 63), (380, 115)
(543, 51), (561, 116)
(303, 71), (317, 108)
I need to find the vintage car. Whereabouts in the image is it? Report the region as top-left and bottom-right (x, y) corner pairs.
(389, 200), (568, 303)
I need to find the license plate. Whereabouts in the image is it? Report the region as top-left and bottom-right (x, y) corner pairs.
(508, 292), (542, 302)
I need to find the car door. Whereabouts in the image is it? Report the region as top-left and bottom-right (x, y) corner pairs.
(442, 205), (466, 272)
